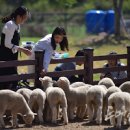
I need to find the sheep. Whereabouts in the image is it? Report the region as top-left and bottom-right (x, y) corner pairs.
(104, 86), (121, 118)
(70, 81), (91, 118)
(98, 77), (115, 89)
(119, 81), (130, 93)
(70, 82), (92, 119)
(57, 77), (90, 120)
(70, 82), (86, 88)
(16, 88), (32, 103)
(106, 92), (130, 129)
(28, 88), (46, 124)
(86, 85), (107, 125)
(105, 86), (121, 101)
(39, 76), (68, 125)
(0, 90), (35, 128)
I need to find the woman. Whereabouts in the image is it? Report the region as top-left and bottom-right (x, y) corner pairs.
(0, 6), (32, 90)
(28, 26), (69, 76)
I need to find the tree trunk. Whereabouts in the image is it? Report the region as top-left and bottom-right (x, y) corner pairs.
(113, 0), (123, 40)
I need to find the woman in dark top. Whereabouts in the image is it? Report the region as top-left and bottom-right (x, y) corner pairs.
(0, 6), (31, 90)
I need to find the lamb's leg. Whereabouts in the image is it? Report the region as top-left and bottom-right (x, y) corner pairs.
(116, 110), (122, 129)
(51, 106), (57, 124)
(76, 107), (81, 118)
(126, 111), (130, 125)
(96, 106), (102, 125)
(0, 113), (5, 128)
(62, 107), (68, 125)
(12, 114), (18, 128)
(87, 102), (94, 122)
(93, 104), (97, 120)
(116, 107), (125, 129)
(80, 106), (87, 119)
(68, 105), (75, 120)
(38, 108), (43, 124)
(110, 115), (116, 126)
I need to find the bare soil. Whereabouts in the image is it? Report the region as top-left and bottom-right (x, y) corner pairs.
(4, 119), (130, 130)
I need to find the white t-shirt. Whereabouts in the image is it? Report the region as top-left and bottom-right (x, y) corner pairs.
(2, 20), (20, 53)
(28, 34), (54, 72)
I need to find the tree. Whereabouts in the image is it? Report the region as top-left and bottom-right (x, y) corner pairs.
(113, 0), (124, 40)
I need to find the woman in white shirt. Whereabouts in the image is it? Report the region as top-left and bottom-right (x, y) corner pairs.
(28, 26), (69, 76)
(0, 6), (31, 90)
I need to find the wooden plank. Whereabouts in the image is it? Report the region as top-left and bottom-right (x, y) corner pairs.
(93, 54), (127, 61)
(50, 57), (85, 64)
(0, 73), (36, 82)
(45, 69), (85, 77)
(93, 66), (128, 73)
(0, 60), (36, 68)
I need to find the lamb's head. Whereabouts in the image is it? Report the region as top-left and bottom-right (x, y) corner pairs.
(98, 77), (115, 89)
(23, 112), (36, 126)
(57, 77), (70, 90)
(39, 76), (53, 90)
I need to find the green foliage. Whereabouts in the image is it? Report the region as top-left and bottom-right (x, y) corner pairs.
(26, 0), (49, 12)
(0, 0), (130, 14)
(50, 0), (77, 7)
(123, 0), (130, 14)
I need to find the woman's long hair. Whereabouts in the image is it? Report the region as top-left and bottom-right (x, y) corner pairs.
(1, 6), (29, 23)
(51, 27), (69, 51)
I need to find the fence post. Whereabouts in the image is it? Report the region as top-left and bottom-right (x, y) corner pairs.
(83, 47), (94, 84)
(127, 46), (130, 80)
(34, 50), (44, 88)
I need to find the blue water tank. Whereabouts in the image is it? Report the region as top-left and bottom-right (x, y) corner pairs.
(85, 10), (106, 33)
(105, 10), (115, 34)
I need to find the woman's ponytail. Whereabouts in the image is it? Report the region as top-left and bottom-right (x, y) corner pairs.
(1, 15), (11, 23)
(1, 6), (28, 23)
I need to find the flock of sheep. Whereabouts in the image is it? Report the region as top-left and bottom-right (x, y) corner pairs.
(0, 76), (130, 129)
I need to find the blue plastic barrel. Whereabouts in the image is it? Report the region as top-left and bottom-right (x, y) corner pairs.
(85, 10), (106, 33)
(105, 10), (115, 34)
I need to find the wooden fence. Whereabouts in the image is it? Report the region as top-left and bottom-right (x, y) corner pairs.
(0, 46), (130, 88)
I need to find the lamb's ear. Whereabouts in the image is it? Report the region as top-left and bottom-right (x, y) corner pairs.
(39, 77), (43, 82)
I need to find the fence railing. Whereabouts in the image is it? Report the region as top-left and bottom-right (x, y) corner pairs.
(36, 46), (130, 87)
(0, 51), (41, 88)
(0, 47), (130, 88)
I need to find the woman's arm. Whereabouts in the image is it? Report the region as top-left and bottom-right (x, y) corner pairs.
(3, 21), (17, 50)
(17, 47), (32, 56)
(3, 21), (31, 56)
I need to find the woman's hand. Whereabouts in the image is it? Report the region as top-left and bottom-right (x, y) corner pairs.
(40, 69), (47, 77)
(22, 48), (32, 56)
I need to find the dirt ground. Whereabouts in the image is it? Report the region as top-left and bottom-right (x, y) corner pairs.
(4, 119), (130, 130)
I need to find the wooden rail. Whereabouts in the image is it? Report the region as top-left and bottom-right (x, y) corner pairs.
(0, 47), (130, 88)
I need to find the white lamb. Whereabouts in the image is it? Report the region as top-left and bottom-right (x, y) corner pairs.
(57, 77), (90, 120)
(119, 81), (130, 93)
(28, 88), (46, 124)
(105, 86), (121, 101)
(86, 85), (107, 124)
(70, 82), (86, 88)
(16, 88), (32, 103)
(104, 86), (121, 117)
(0, 90), (35, 128)
(98, 77), (115, 89)
(70, 82), (92, 119)
(106, 92), (130, 129)
(39, 76), (68, 125)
